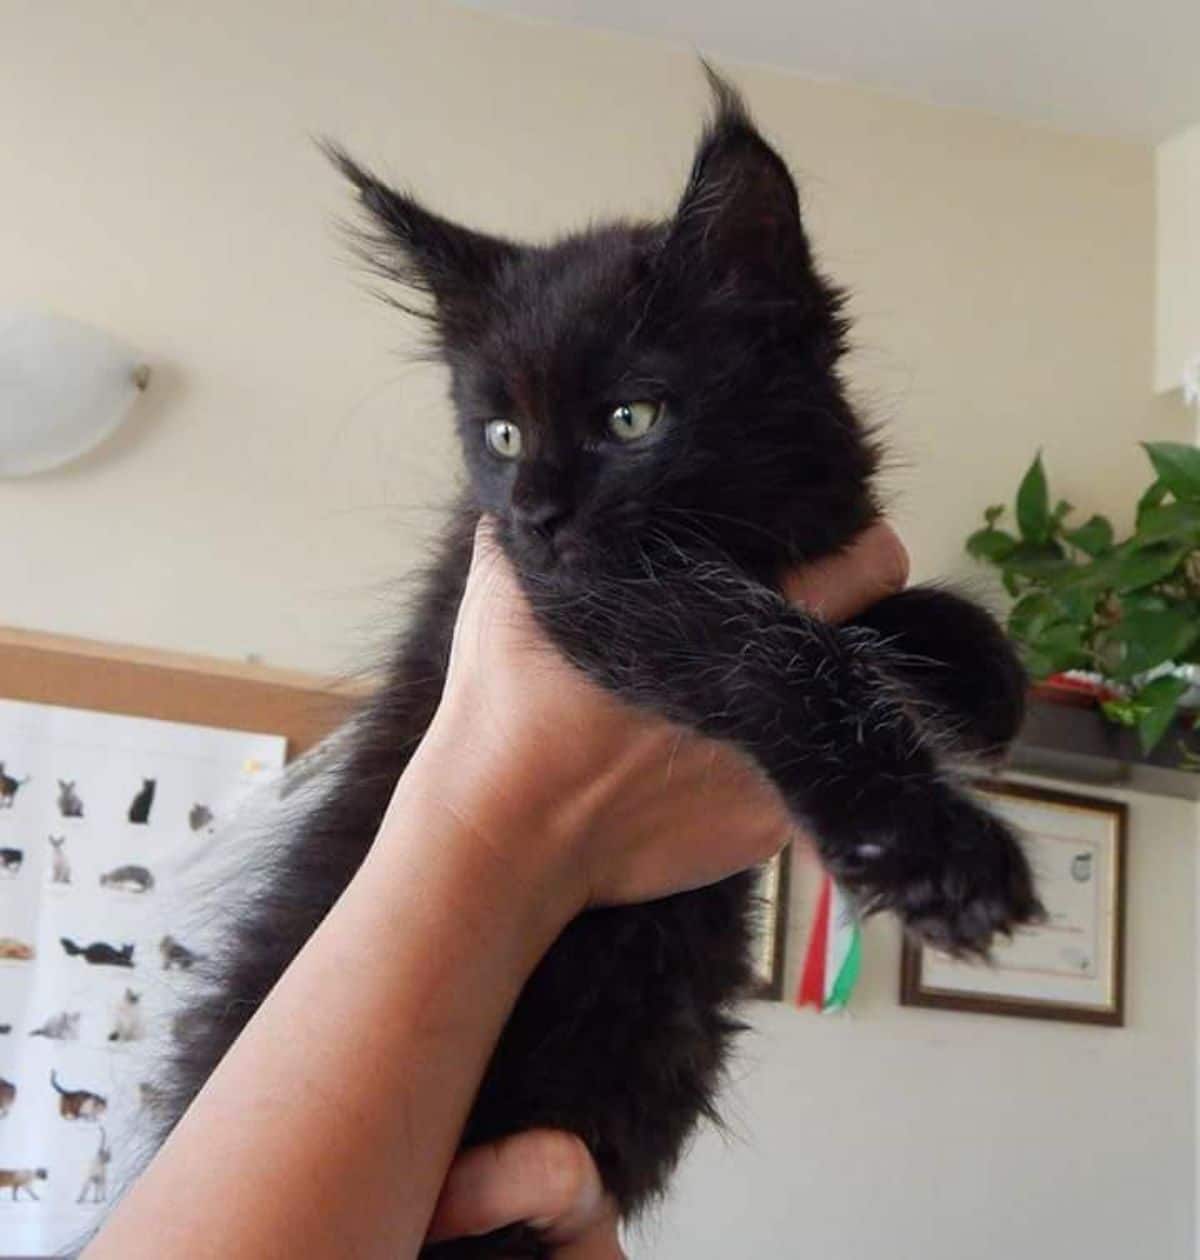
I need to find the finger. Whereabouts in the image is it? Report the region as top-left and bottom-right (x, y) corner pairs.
(472, 513), (499, 551)
(426, 1131), (620, 1252)
(781, 521), (909, 622)
(458, 516), (537, 651)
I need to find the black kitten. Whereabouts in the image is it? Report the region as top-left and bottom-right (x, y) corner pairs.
(146, 69), (1038, 1258)
(0, 764), (30, 810)
(60, 939), (135, 968)
(128, 778), (156, 824)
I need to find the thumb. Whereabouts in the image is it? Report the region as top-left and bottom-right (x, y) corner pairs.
(781, 522), (909, 622)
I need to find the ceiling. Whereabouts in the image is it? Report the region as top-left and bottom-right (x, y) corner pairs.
(459, 0), (1200, 142)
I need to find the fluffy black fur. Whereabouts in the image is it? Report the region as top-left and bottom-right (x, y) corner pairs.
(146, 69), (1039, 1257)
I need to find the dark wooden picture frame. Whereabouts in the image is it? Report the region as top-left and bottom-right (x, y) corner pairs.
(900, 780), (1127, 1026)
(752, 847), (792, 1000)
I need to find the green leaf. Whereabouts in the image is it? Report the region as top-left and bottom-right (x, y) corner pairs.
(1144, 442), (1200, 502)
(1134, 675), (1190, 753)
(984, 505), (1005, 528)
(1002, 570), (1021, 598)
(1137, 479), (1170, 527)
(1112, 544), (1188, 592)
(1122, 592), (1170, 617)
(1108, 607), (1200, 681)
(1008, 591), (1064, 643)
(1029, 623), (1088, 674)
(1058, 543), (1186, 595)
(1008, 590), (1088, 676)
(1063, 515), (1114, 557)
(966, 527), (1018, 563)
(1101, 697), (1140, 728)
(1054, 585), (1097, 623)
(1135, 501), (1200, 546)
(1022, 648), (1057, 679)
(1016, 453), (1051, 542)
(1003, 540), (1071, 580)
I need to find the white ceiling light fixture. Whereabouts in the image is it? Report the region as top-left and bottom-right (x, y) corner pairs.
(0, 308), (150, 477)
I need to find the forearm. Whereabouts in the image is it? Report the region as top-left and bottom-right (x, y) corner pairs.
(86, 739), (581, 1260)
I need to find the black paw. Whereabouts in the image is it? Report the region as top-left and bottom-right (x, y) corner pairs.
(851, 586), (1027, 758)
(826, 788), (1044, 957)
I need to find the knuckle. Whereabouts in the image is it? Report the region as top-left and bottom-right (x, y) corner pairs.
(527, 1130), (592, 1216)
(879, 527), (910, 592)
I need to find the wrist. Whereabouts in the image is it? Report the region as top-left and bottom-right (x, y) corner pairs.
(376, 721), (596, 941)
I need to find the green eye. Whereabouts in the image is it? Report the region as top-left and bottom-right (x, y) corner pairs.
(608, 400), (663, 443)
(485, 419), (522, 460)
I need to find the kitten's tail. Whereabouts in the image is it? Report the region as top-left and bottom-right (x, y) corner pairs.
(60, 937), (83, 957)
(50, 1070), (67, 1095)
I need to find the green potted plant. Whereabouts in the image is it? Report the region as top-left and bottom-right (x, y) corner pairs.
(966, 442), (1200, 757)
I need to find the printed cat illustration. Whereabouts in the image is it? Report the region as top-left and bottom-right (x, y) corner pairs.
(0, 763), (30, 809)
(138, 1081), (167, 1112)
(0, 1077), (14, 1116)
(189, 803), (214, 832)
(0, 938), (34, 961)
(100, 864), (155, 893)
(30, 1011), (81, 1041)
(49, 835), (72, 884)
(128, 778), (156, 824)
(108, 990), (144, 1043)
(160, 934), (205, 971)
(0, 847), (23, 877)
(61, 938), (135, 968)
(77, 1127), (112, 1203)
(0, 1167), (46, 1200)
(51, 1070), (107, 1121)
(57, 779), (84, 818)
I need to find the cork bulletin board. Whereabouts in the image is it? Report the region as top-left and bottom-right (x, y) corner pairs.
(0, 626), (360, 759)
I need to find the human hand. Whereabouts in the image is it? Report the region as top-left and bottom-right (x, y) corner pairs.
(427, 1130), (622, 1259)
(412, 520), (908, 913)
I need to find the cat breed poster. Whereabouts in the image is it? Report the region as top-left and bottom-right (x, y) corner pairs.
(0, 698), (284, 1257)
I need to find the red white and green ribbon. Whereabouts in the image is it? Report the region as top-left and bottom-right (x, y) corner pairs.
(796, 873), (862, 1011)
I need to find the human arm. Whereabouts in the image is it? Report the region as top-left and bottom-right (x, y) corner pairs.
(84, 522), (907, 1260)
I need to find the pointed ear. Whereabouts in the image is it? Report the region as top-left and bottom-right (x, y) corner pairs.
(665, 67), (812, 290)
(321, 142), (517, 340)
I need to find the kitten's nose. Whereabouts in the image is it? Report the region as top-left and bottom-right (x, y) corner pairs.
(514, 499), (570, 537)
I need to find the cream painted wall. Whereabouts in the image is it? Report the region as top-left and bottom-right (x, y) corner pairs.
(2, 1), (1183, 675)
(1157, 122), (1200, 395)
(3, 3), (1195, 1257)
(642, 777), (1196, 1259)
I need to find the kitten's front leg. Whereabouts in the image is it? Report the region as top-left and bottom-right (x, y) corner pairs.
(523, 552), (1041, 955)
(849, 586), (1027, 759)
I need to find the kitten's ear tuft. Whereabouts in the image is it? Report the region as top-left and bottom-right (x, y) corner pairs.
(321, 140), (517, 339)
(698, 59), (754, 132)
(666, 65), (810, 288)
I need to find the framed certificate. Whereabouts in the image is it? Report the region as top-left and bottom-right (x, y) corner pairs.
(751, 848), (791, 1000)
(900, 781), (1127, 1026)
